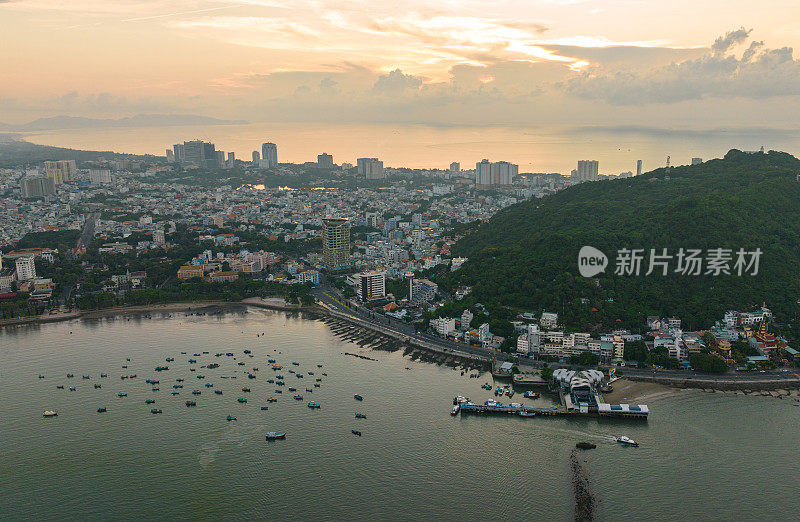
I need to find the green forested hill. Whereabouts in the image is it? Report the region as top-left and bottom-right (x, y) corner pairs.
(440, 150), (800, 335)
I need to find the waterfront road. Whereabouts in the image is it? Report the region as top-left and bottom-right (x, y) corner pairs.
(622, 367), (800, 384)
(309, 286), (799, 385)
(311, 286), (505, 364)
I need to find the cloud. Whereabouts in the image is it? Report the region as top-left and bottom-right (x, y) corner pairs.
(372, 69), (422, 95)
(711, 27), (751, 55)
(565, 29), (800, 104)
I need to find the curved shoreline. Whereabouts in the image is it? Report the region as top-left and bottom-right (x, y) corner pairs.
(4, 301), (798, 393)
(0, 298), (317, 329)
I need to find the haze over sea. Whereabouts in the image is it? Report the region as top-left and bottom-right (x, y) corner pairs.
(2, 308), (800, 520)
(21, 123), (800, 175)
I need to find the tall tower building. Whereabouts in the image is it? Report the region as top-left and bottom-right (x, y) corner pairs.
(317, 153), (334, 168)
(576, 160), (599, 181)
(21, 176), (56, 198)
(636, 159), (642, 177)
(261, 142), (278, 168)
(252, 150), (260, 163)
(357, 158), (384, 179)
(449, 162), (460, 173)
(15, 256), (36, 281)
(475, 159), (517, 187)
(358, 271), (386, 301)
(44, 160), (76, 185)
(322, 218), (351, 270)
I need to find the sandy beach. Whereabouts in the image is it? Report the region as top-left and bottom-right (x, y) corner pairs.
(603, 378), (692, 403)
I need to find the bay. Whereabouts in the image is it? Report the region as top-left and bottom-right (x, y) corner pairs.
(1, 308), (798, 520)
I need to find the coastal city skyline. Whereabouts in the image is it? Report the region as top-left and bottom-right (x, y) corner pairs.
(4, 1), (800, 143)
(3, 1), (800, 519)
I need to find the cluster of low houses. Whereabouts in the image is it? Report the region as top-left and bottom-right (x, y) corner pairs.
(176, 249), (321, 285)
(428, 305), (795, 366)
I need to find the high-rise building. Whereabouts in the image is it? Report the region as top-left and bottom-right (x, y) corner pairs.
(475, 159), (518, 187)
(203, 142), (217, 169)
(215, 150), (226, 169)
(173, 143), (185, 163)
(166, 149), (175, 163)
(636, 159), (642, 176)
(261, 142), (278, 168)
(89, 169), (112, 184)
(21, 176), (56, 198)
(252, 150), (260, 163)
(44, 160), (76, 185)
(450, 162), (460, 173)
(576, 160), (599, 181)
(691, 157), (703, 165)
(317, 153), (334, 168)
(15, 256), (36, 281)
(172, 140), (218, 168)
(358, 271), (386, 301)
(182, 140), (204, 166)
(322, 217), (351, 270)
(227, 152), (235, 169)
(357, 158), (384, 179)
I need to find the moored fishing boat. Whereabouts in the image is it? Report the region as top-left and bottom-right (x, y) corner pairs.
(265, 432), (286, 440)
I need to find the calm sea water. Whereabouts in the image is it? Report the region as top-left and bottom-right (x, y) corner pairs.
(1, 308), (799, 520)
(20, 122), (799, 174)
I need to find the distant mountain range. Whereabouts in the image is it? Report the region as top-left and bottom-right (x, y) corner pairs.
(0, 114), (249, 132)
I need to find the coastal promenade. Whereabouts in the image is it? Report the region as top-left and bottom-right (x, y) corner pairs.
(622, 367), (800, 390)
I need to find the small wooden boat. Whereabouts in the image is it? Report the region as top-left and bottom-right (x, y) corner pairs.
(226, 415), (237, 421)
(43, 410), (58, 417)
(355, 413), (366, 419)
(185, 400), (196, 407)
(576, 442), (596, 450)
(354, 394), (363, 401)
(97, 407), (107, 413)
(150, 409), (162, 414)
(265, 432), (286, 440)
(307, 402), (320, 409)
(237, 397), (247, 403)
(351, 429), (362, 436)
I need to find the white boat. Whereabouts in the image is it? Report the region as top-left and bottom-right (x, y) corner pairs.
(616, 436), (639, 447)
(42, 410), (58, 417)
(451, 405), (460, 415)
(485, 399), (499, 407)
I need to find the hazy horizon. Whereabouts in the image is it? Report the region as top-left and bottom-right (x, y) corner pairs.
(4, 1), (800, 135)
